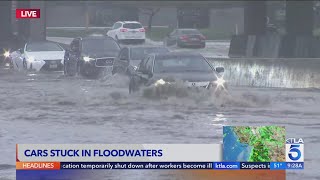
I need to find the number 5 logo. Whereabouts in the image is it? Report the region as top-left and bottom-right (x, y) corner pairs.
(289, 145), (301, 161)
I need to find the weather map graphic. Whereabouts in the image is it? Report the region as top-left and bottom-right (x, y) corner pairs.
(223, 126), (286, 162)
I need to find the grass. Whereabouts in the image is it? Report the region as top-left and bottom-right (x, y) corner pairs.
(47, 26), (320, 40)
(46, 28), (109, 38)
(146, 27), (233, 41)
(47, 27), (233, 41)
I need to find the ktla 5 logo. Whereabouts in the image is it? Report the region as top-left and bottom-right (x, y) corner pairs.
(286, 138), (304, 162)
(16, 9), (40, 19)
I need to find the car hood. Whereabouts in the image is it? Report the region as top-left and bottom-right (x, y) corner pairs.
(152, 71), (218, 82)
(82, 52), (119, 58)
(25, 51), (65, 60)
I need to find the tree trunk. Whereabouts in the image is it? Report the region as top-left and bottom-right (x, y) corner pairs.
(148, 15), (153, 32)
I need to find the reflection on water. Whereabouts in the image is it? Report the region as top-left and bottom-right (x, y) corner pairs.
(210, 58), (320, 88)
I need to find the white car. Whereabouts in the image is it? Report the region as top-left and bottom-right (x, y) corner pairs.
(10, 41), (65, 72)
(106, 21), (146, 44)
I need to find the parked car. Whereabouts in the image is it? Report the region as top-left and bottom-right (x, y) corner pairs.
(112, 46), (169, 76)
(10, 41), (65, 71)
(163, 29), (206, 48)
(64, 35), (120, 78)
(106, 21), (146, 44)
(128, 52), (226, 94)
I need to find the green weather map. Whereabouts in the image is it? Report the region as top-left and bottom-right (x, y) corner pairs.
(223, 126), (286, 162)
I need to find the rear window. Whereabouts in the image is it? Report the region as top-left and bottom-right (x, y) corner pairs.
(123, 23), (143, 29)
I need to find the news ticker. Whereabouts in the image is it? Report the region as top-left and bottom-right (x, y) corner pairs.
(16, 143), (304, 171)
(16, 162), (304, 170)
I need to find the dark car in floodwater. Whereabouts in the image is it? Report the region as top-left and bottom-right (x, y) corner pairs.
(128, 52), (226, 93)
(64, 35), (120, 78)
(163, 29), (206, 48)
(112, 46), (169, 76)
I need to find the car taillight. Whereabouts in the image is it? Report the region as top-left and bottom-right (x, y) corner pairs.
(179, 35), (189, 40)
(139, 28), (145, 32)
(120, 28), (128, 32)
(200, 35), (206, 40)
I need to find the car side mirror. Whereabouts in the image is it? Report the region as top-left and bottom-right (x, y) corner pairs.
(18, 48), (23, 54)
(216, 67), (224, 73)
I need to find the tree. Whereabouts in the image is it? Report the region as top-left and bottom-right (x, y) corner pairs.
(139, 7), (160, 32)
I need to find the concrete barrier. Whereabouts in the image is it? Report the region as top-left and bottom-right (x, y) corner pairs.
(207, 57), (320, 89)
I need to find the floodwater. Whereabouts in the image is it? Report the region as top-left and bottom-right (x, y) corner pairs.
(0, 69), (319, 180)
(0, 39), (319, 180)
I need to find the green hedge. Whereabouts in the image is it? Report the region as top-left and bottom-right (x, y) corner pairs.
(46, 28), (108, 38)
(47, 27), (233, 40)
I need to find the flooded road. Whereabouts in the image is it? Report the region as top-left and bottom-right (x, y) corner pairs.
(0, 69), (319, 180)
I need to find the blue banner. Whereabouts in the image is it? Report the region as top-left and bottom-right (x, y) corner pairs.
(213, 162), (240, 170)
(286, 162), (304, 170)
(270, 162), (287, 170)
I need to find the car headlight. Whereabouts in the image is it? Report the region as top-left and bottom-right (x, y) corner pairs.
(3, 51), (10, 58)
(133, 66), (138, 70)
(154, 79), (167, 86)
(214, 77), (226, 87)
(27, 56), (35, 62)
(83, 56), (94, 62)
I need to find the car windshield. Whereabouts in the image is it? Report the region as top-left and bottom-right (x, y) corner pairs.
(26, 42), (63, 52)
(130, 47), (169, 60)
(81, 39), (120, 54)
(179, 29), (201, 35)
(123, 23), (142, 29)
(153, 55), (213, 73)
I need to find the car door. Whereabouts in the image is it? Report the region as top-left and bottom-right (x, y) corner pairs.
(11, 46), (24, 70)
(113, 47), (129, 71)
(145, 56), (154, 76)
(138, 56), (153, 81)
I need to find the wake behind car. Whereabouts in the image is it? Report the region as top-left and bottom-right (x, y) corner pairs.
(164, 28), (206, 48)
(64, 36), (120, 78)
(10, 41), (65, 71)
(106, 21), (146, 44)
(112, 46), (169, 76)
(128, 52), (226, 94)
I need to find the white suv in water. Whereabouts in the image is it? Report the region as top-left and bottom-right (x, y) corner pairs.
(107, 21), (146, 44)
